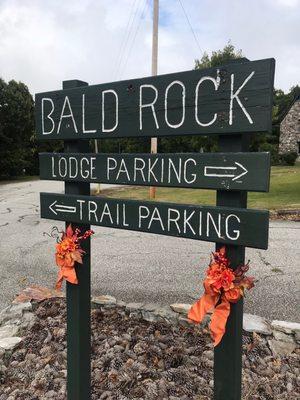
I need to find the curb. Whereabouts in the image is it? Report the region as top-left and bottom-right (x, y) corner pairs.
(0, 294), (299, 359)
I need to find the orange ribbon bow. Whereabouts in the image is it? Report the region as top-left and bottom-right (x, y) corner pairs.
(188, 247), (254, 346)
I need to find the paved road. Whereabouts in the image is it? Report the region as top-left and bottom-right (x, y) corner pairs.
(0, 179), (299, 322)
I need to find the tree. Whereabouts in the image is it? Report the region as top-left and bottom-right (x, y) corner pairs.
(0, 79), (35, 177)
(163, 43), (244, 154)
(195, 42), (243, 69)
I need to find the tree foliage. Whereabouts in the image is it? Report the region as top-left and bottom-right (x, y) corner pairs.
(195, 42), (243, 69)
(0, 79), (35, 177)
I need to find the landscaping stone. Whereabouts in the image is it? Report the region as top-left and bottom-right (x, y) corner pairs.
(116, 300), (126, 308)
(0, 325), (18, 340)
(170, 303), (191, 315)
(91, 295), (116, 307)
(268, 339), (297, 356)
(125, 302), (144, 318)
(141, 303), (159, 323)
(12, 285), (64, 304)
(243, 313), (272, 335)
(154, 306), (178, 324)
(178, 316), (193, 327)
(0, 302), (32, 325)
(273, 330), (295, 343)
(271, 320), (300, 334)
(0, 336), (22, 351)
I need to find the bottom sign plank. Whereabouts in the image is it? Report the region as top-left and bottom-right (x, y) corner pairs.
(40, 193), (269, 249)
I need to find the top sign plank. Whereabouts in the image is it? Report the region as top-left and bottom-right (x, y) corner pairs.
(35, 58), (275, 141)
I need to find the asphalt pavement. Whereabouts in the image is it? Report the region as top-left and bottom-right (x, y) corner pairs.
(0, 179), (299, 322)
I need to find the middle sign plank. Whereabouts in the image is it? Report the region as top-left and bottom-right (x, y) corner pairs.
(40, 193), (269, 249)
(39, 152), (270, 192)
(35, 58), (275, 140)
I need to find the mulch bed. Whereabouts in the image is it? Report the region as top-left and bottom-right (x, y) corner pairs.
(0, 298), (299, 399)
(270, 209), (300, 221)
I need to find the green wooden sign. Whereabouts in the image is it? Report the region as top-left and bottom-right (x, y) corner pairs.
(39, 152), (271, 192)
(35, 58), (275, 141)
(40, 192), (269, 249)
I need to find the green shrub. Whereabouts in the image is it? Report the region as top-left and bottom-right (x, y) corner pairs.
(259, 143), (280, 165)
(279, 152), (298, 166)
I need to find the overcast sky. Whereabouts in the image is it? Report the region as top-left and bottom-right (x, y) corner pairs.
(0, 0), (299, 95)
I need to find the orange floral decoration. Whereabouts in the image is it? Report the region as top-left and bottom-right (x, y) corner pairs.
(188, 247), (255, 346)
(55, 225), (94, 289)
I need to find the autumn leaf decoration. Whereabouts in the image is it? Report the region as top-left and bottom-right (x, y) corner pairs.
(54, 225), (94, 289)
(188, 247), (255, 347)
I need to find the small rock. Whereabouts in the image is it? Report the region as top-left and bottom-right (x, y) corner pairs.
(142, 304), (159, 322)
(271, 320), (300, 334)
(178, 316), (193, 327)
(202, 350), (214, 360)
(0, 348), (5, 359)
(12, 285), (64, 304)
(45, 390), (58, 398)
(243, 313), (272, 335)
(126, 302), (144, 312)
(92, 295), (116, 306)
(273, 330), (295, 343)
(154, 306), (178, 324)
(170, 303), (191, 315)
(268, 339), (296, 356)
(295, 331), (300, 343)
(126, 303), (144, 318)
(100, 392), (111, 400)
(116, 300), (126, 308)
(0, 336), (22, 351)
(0, 302), (32, 325)
(142, 310), (158, 323)
(0, 325), (19, 340)
(286, 382), (293, 392)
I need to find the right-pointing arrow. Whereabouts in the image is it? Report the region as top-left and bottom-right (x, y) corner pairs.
(232, 162), (248, 181)
(204, 162), (248, 182)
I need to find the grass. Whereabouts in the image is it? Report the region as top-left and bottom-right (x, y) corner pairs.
(100, 163), (300, 211)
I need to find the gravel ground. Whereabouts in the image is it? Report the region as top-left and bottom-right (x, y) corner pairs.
(0, 298), (299, 400)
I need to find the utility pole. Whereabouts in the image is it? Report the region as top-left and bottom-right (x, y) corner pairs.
(149, 0), (159, 199)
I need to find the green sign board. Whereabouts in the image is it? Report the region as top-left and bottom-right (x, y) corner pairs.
(40, 193), (269, 249)
(39, 152), (271, 192)
(35, 58), (275, 140)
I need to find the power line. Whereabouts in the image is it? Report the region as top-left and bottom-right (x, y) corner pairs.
(114, 0), (140, 79)
(178, 0), (203, 56)
(120, 0), (149, 79)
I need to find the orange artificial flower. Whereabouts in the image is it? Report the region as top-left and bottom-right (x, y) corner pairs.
(211, 268), (235, 292)
(223, 287), (242, 303)
(188, 247), (255, 346)
(52, 225), (94, 289)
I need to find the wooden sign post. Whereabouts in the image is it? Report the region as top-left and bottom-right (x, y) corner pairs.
(36, 58), (275, 400)
(63, 80), (91, 400)
(214, 134), (249, 400)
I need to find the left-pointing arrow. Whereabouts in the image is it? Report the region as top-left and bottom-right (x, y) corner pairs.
(49, 200), (76, 215)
